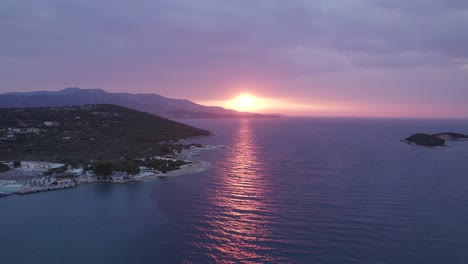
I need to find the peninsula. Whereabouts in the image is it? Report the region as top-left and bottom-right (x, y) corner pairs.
(0, 104), (220, 196)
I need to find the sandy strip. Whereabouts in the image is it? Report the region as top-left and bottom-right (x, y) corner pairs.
(164, 161), (210, 177)
(137, 145), (227, 181)
(132, 161), (209, 182)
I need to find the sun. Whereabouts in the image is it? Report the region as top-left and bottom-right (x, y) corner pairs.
(233, 94), (255, 111)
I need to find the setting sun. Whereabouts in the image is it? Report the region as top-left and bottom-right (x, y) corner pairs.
(233, 94), (255, 111)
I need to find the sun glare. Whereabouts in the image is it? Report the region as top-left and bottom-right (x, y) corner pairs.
(233, 94), (255, 111)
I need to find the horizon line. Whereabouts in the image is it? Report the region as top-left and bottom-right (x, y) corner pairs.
(1, 87), (467, 121)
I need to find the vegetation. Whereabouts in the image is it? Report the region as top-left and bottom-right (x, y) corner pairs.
(140, 159), (192, 173)
(0, 163), (10, 173)
(0, 104), (211, 164)
(124, 162), (141, 175)
(13, 161), (21, 168)
(405, 133), (446, 147)
(159, 144), (177, 156)
(93, 162), (113, 177)
(88, 158), (187, 176)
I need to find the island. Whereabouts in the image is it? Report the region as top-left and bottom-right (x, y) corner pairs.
(402, 132), (468, 147)
(0, 104), (223, 197)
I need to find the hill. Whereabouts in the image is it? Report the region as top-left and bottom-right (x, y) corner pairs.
(0, 104), (211, 164)
(0, 88), (281, 119)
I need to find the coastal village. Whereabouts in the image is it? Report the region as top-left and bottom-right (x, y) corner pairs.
(0, 104), (221, 197)
(0, 143), (220, 197)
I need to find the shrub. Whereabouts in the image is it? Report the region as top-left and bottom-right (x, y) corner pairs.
(13, 160), (21, 168)
(124, 162), (141, 175)
(0, 163), (10, 172)
(93, 162), (113, 176)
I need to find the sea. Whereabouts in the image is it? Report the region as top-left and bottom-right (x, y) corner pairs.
(1, 117), (468, 264)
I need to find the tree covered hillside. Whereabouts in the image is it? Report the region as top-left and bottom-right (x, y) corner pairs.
(0, 104), (211, 164)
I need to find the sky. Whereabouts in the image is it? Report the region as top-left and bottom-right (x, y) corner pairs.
(1, 0), (468, 118)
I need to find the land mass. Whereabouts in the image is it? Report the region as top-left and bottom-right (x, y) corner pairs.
(0, 87), (281, 119)
(0, 144), (219, 196)
(0, 104), (225, 196)
(0, 104), (210, 164)
(402, 132), (468, 147)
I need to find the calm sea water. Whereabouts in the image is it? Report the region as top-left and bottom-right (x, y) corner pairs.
(1, 118), (468, 264)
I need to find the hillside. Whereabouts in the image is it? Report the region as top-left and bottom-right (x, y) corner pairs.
(0, 104), (211, 164)
(0, 88), (281, 119)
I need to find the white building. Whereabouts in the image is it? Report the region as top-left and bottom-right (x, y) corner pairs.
(43, 121), (59, 127)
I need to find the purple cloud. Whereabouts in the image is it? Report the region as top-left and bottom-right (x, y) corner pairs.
(0, 0), (467, 117)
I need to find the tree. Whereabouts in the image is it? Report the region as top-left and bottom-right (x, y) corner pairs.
(93, 162), (113, 177)
(159, 144), (173, 156)
(0, 163), (10, 173)
(54, 166), (67, 173)
(124, 162), (141, 175)
(13, 160), (21, 168)
(43, 169), (54, 176)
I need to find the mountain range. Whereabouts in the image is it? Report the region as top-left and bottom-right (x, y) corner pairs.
(0, 88), (280, 119)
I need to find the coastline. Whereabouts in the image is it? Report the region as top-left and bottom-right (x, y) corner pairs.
(138, 160), (210, 180)
(0, 144), (226, 197)
(136, 144), (225, 181)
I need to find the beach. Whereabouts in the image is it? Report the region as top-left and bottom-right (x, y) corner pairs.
(134, 145), (225, 180)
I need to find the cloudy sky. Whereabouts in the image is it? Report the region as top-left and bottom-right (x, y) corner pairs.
(1, 0), (468, 117)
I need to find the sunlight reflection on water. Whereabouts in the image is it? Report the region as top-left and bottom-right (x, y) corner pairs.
(205, 120), (280, 263)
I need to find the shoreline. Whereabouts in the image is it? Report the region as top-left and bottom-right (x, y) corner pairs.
(0, 144), (226, 197)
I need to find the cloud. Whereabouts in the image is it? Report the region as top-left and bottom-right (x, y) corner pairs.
(2, 0), (468, 70)
(0, 0), (467, 117)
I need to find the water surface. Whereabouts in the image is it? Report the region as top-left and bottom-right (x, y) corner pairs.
(1, 118), (468, 263)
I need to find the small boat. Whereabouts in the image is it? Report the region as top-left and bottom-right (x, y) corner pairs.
(157, 175), (167, 179)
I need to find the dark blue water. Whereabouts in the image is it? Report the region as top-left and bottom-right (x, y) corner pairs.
(1, 118), (468, 264)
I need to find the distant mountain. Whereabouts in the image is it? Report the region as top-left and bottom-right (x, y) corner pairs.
(0, 88), (281, 119)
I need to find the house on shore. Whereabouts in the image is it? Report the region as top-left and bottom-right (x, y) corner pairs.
(53, 172), (78, 186)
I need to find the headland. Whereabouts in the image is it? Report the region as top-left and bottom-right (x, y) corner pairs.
(0, 104), (222, 197)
